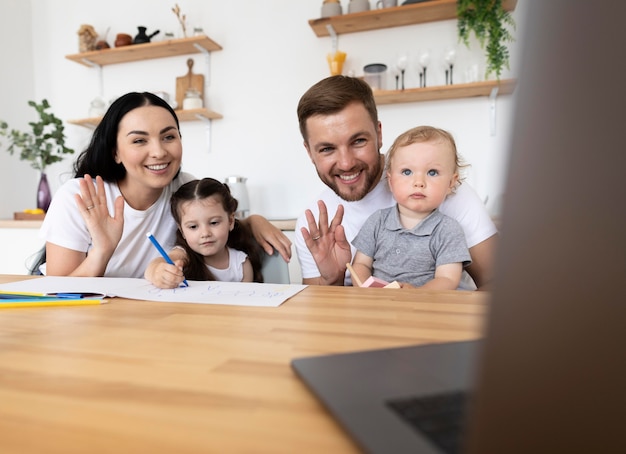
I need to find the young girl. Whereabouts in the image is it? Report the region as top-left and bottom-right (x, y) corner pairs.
(145, 178), (264, 288)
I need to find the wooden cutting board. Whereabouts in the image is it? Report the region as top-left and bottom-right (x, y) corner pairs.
(175, 58), (204, 109)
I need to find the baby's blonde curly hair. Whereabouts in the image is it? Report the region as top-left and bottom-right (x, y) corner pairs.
(385, 125), (469, 190)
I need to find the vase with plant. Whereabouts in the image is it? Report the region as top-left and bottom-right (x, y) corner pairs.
(0, 99), (74, 212)
(457, 0), (516, 80)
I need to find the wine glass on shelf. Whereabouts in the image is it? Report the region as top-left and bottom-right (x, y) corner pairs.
(396, 52), (408, 90)
(444, 47), (457, 85)
(440, 54), (450, 85)
(391, 64), (400, 91)
(417, 49), (430, 87)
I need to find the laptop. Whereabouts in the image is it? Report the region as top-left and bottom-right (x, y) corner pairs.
(291, 2), (626, 453)
(293, 340), (479, 454)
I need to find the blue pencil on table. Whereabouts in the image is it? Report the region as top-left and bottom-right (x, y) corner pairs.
(146, 232), (189, 287)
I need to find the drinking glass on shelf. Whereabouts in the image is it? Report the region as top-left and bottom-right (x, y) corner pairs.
(465, 62), (480, 83)
(327, 50), (347, 76)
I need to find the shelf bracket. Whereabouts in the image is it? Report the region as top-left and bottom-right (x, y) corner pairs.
(194, 113), (211, 122)
(326, 24), (338, 54)
(80, 58), (100, 68)
(193, 43), (212, 110)
(80, 59), (104, 97)
(192, 43), (209, 55)
(195, 114), (213, 153)
(193, 43), (211, 80)
(489, 87), (499, 136)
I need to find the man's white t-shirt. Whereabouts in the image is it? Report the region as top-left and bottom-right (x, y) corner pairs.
(39, 172), (195, 278)
(295, 174), (497, 286)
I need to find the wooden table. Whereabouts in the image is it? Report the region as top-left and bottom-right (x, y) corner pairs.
(0, 275), (487, 454)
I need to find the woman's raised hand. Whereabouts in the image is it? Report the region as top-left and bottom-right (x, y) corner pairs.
(74, 174), (125, 262)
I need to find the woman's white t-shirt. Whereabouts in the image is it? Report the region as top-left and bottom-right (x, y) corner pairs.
(39, 172), (195, 278)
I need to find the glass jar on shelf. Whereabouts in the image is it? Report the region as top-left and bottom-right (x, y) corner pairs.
(182, 88), (203, 110)
(89, 97), (107, 117)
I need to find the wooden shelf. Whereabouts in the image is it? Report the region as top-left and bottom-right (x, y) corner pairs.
(176, 108), (223, 122)
(309, 0), (517, 37)
(68, 108), (223, 129)
(373, 79), (516, 105)
(65, 35), (224, 134)
(65, 35), (222, 67)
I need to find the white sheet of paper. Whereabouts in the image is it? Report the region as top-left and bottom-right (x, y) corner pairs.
(0, 277), (307, 308)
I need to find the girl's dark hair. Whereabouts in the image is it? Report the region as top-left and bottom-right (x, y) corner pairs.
(73, 92), (181, 181)
(170, 178), (264, 283)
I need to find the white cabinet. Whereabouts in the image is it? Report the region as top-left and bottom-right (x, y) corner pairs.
(0, 222), (44, 275)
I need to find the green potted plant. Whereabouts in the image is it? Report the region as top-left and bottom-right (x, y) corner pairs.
(457, 0), (516, 80)
(0, 99), (74, 212)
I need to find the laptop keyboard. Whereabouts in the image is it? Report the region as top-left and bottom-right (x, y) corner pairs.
(386, 390), (470, 454)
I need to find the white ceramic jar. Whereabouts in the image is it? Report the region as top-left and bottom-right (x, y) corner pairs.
(182, 88), (203, 110)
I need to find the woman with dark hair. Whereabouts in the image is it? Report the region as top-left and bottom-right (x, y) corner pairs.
(39, 92), (289, 278)
(145, 178), (264, 288)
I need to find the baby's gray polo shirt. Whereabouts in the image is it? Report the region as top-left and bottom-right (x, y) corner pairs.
(352, 206), (471, 287)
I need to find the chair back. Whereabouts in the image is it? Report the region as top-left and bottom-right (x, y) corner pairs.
(27, 246), (46, 275)
(261, 250), (290, 284)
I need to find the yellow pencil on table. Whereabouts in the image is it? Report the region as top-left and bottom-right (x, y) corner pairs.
(0, 298), (108, 309)
(0, 290), (47, 297)
(0, 291), (108, 309)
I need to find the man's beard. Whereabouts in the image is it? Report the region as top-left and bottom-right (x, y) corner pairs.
(318, 156), (383, 202)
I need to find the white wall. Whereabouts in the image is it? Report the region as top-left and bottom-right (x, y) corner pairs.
(0, 0), (37, 217)
(1, 0), (527, 221)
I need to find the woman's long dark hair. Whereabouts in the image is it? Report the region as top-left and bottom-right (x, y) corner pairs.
(170, 178), (264, 282)
(73, 92), (181, 181)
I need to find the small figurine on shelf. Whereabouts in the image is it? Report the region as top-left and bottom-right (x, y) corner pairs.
(172, 3), (188, 38)
(133, 26), (160, 44)
(77, 24), (98, 53)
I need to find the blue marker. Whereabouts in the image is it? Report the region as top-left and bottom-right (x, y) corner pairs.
(146, 232), (189, 287)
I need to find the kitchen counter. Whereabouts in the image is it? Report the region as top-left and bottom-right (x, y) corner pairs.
(0, 220), (43, 229)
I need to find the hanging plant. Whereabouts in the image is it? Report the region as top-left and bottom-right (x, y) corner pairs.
(457, 0), (516, 80)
